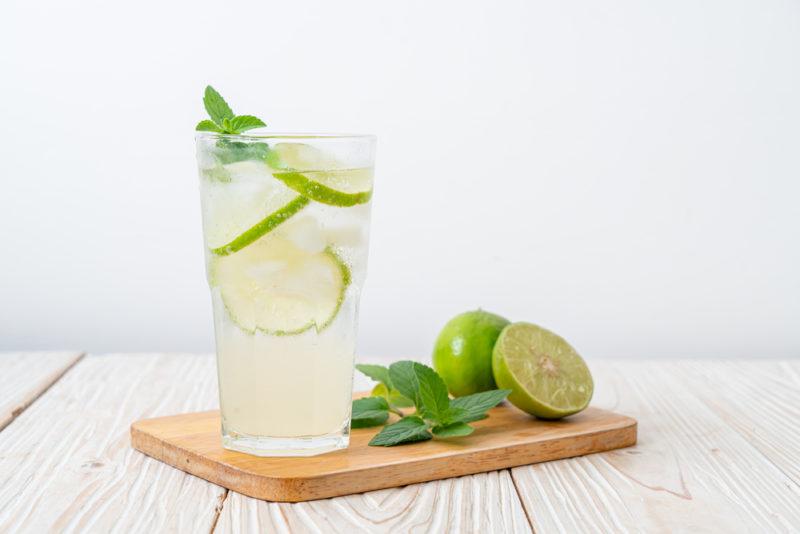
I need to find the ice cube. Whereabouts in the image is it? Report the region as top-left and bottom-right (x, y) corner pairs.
(281, 216), (326, 254)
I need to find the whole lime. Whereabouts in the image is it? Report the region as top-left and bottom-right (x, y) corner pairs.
(432, 310), (510, 397)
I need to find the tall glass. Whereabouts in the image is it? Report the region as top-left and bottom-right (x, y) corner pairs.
(195, 133), (376, 456)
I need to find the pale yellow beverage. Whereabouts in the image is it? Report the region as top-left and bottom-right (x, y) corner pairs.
(196, 135), (375, 456)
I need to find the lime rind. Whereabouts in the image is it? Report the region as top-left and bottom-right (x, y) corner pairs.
(272, 171), (372, 207)
(492, 322), (593, 419)
(266, 143), (373, 207)
(210, 195), (310, 256)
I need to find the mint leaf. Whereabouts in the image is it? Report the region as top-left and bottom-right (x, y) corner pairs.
(449, 389), (511, 423)
(196, 120), (222, 132)
(356, 364), (392, 387)
(412, 363), (451, 422)
(390, 390), (415, 408)
(369, 416), (432, 446)
(388, 361), (418, 403)
(360, 360), (509, 446)
(198, 86), (268, 135)
(432, 422), (474, 438)
(359, 365), (415, 410)
(230, 115), (266, 133)
(213, 140), (271, 164)
(203, 85), (234, 126)
(351, 397), (389, 428)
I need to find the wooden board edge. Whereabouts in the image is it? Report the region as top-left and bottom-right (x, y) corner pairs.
(130, 423), (293, 500)
(130, 414), (637, 503)
(271, 422), (637, 502)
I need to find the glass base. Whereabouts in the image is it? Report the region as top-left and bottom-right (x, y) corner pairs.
(222, 428), (350, 457)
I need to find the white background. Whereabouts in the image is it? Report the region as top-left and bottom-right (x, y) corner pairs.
(1, 0), (798, 359)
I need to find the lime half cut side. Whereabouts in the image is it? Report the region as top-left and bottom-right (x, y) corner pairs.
(492, 322), (593, 419)
(210, 236), (351, 335)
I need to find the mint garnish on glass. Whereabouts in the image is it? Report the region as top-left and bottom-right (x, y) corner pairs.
(353, 361), (510, 446)
(196, 85), (266, 134)
(196, 86), (272, 167)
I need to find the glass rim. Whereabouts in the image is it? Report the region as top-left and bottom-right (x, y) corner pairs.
(195, 130), (375, 141)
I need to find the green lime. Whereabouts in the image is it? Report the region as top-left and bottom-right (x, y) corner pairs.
(201, 160), (305, 251)
(432, 310), (510, 397)
(210, 236), (350, 335)
(210, 195), (310, 256)
(272, 171), (372, 207)
(492, 322), (593, 419)
(266, 143), (373, 207)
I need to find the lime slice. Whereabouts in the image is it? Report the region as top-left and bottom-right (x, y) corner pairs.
(200, 160), (303, 250)
(211, 196), (309, 256)
(266, 143), (373, 207)
(492, 322), (593, 419)
(271, 170), (372, 207)
(210, 235), (351, 335)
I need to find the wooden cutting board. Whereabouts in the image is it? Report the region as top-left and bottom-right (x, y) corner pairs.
(130, 400), (636, 502)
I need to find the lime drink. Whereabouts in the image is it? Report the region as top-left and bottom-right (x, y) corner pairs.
(196, 134), (376, 456)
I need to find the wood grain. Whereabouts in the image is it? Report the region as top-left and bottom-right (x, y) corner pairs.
(131, 402), (636, 503)
(0, 351), (83, 431)
(215, 470), (532, 534)
(0, 353), (226, 533)
(671, 360), (800, 486)
(4, 353), (798, 533)
(510, 360), (800, 533)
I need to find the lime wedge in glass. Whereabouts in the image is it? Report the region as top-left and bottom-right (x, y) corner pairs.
(210, 235), (350, 335)
(266, 143), (373, 207)
(201, 160), (303, 250)
(492, 322), (593, 419)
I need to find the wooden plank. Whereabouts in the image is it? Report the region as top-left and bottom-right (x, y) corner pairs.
(131, 403), (635, 502)
(0, 353), (226, 533)
(0, 351), (83, 431)
(510, 360), (800, 533)
(670, 360), (800, 485)
(215, 470), (532, 533)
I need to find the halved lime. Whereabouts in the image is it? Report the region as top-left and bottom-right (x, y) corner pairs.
(266, 143), (373, 207)
(210, 235), (350, 335)
(492, 322), (593, 419)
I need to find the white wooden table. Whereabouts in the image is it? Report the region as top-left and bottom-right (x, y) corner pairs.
(1, 353), (798, 533)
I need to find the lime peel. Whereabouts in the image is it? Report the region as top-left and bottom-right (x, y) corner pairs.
(211, 195), (310, 256)
(273, 171), (372, 207)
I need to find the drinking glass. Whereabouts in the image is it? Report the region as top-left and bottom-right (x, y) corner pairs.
(195, 132), (376, 456)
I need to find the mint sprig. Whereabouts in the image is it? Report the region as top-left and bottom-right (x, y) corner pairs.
(353, 361), (511, 447)
(196, 85), (266, 134)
